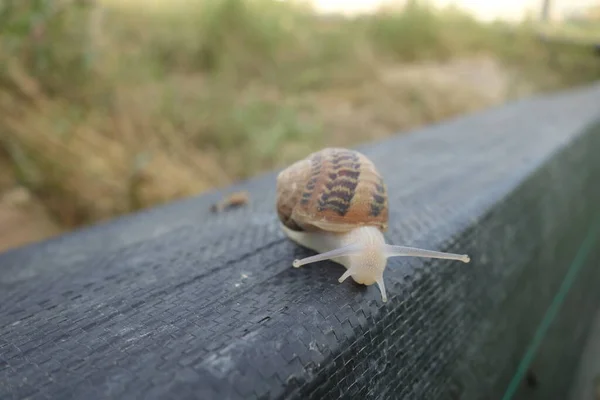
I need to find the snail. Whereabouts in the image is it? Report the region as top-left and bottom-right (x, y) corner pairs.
(276, 147), (470, 303)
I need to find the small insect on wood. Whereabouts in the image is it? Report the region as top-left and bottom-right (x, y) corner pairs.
(275, 147), (470, 302)
(211, 191), (250, 213)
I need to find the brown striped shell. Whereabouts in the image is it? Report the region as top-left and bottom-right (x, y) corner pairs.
(276, 147), (388, 234)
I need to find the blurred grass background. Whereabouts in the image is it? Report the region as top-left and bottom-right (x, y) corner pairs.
(0, 0), (599, 251)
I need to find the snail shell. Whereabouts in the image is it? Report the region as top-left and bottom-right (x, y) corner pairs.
(276, 147), (388, 234)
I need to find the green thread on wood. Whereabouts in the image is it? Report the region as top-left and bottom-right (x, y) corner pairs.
(502, 214), (600, 400)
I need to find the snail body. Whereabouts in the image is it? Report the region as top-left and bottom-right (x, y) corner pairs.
(276, 147), (470, 302)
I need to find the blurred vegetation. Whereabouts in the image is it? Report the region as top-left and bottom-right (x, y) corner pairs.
(0, 0), (598, 234)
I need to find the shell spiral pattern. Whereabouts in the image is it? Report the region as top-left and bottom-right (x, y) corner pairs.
(276, 148), (388, 233)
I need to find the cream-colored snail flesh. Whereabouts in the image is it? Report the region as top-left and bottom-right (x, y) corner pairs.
(276, 147), (470, 303)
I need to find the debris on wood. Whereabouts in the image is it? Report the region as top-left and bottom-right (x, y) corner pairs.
(210, 191), (250, 213)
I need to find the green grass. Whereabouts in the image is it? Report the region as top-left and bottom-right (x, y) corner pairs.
(0, 0), (599, 232)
